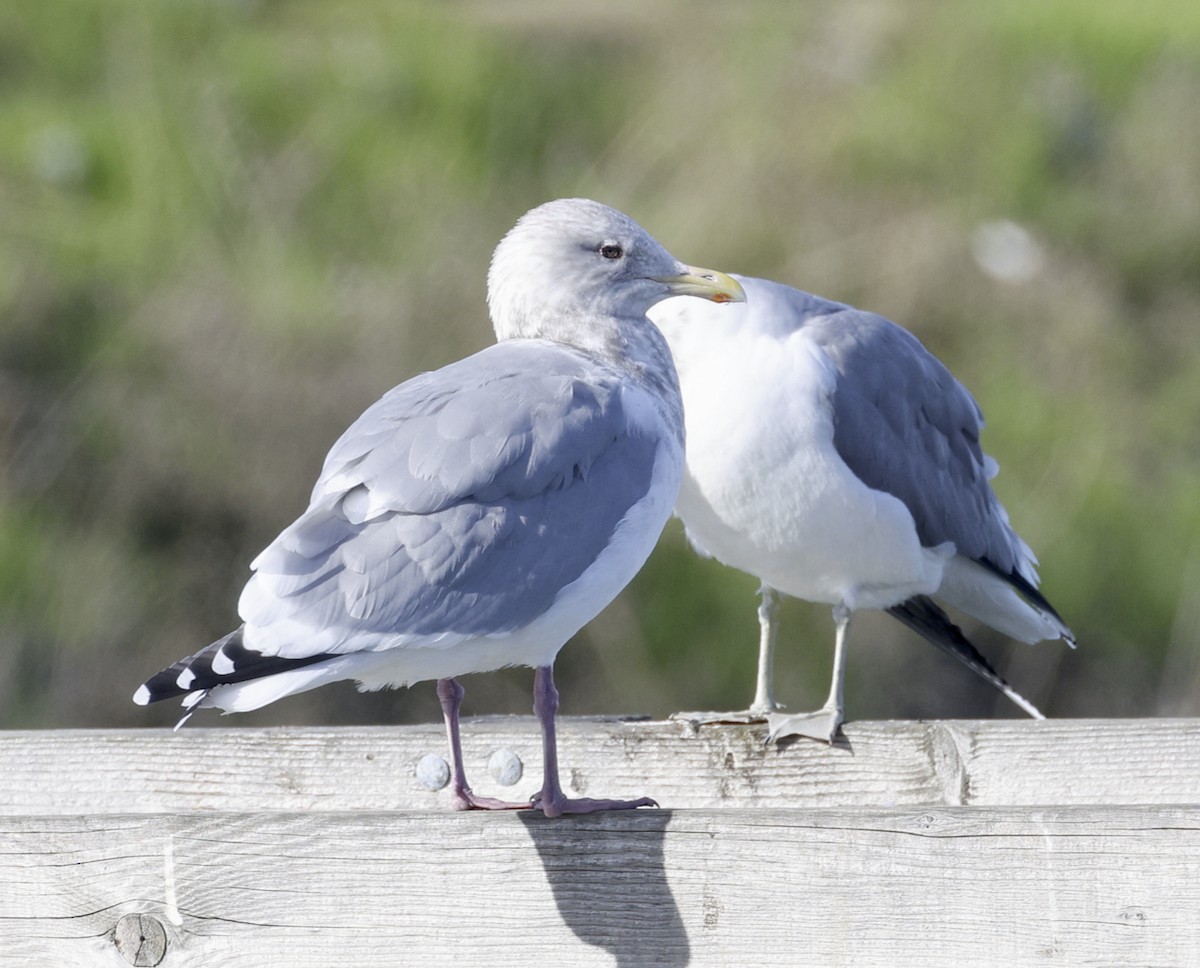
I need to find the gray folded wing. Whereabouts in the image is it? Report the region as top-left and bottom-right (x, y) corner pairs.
(241, 340), (662, 655)
(803, 304), (1030, 580)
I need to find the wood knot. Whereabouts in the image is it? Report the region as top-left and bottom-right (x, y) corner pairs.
(113, 913), (167, 966)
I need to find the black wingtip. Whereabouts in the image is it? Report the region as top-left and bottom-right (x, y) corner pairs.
(886, 595), (1043, 717)
(132, 628), (244, 705)
(132, 626), (330, 705)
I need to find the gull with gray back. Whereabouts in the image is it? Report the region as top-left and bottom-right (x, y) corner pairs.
(134, 198), (744, 814)
(650, 273), (1073, 742)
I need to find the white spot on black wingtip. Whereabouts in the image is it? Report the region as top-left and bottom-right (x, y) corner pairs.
(176, 667), (196, 690)
(211, 648), (235, 676)
(132, 684), (151, 706)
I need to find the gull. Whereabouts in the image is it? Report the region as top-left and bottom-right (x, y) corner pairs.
(650, 273), (1074, 743)
(133, 198), (744, 814)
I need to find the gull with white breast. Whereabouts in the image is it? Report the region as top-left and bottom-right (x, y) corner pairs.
(134, 198), (744, 814)
(651, 273), (1073, 743)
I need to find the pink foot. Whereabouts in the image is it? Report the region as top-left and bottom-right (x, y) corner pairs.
(450, 788), (532, 811)
(533, 793), (658, 818)
(527, 666), (660, 818)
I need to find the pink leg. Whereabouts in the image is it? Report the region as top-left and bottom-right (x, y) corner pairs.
(530, 665), (657, 818)
(436, 678), (529, 811)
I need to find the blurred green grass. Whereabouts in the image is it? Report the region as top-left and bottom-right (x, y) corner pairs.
(2, 0), (1198, 729)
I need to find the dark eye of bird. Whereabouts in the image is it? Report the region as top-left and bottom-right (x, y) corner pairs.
(599, 242), (624, 260)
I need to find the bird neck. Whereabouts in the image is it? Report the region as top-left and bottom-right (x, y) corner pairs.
(499, 309), (684, 436)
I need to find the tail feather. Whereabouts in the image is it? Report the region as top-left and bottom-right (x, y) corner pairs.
(886, 595), (1044, 719)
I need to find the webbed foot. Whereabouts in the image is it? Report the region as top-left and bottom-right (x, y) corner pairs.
(671, 700), (781, 726)
(764, 706), (843, 744)
(532, 792), (658, 819)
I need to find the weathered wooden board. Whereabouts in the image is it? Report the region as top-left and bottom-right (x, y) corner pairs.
(1, 806), (1197, 968)
(1, 718), (1198, 815)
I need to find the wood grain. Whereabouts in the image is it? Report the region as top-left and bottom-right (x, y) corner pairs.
(3, 720), (1198, 966)
(1, 718), (1198, 815)
(2, 806), (1197, 967)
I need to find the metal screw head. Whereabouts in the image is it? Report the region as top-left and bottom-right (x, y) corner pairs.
(113, 913), (167, 967)
(415, 753), (451, 790)
(488, 748), (523, 786)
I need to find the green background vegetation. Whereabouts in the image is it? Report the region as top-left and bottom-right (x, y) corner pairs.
(2, 0), (1199, 729)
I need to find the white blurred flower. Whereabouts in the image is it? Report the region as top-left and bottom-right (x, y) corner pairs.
(971, 219), (1045, 283)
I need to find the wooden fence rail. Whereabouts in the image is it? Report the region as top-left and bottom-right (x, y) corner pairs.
(1, 718), (1198, 966)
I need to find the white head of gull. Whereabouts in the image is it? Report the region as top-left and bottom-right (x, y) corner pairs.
(134, 198), (744, 816)
(650, 273), (1074, 743)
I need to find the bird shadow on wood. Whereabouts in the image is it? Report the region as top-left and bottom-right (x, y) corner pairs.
(519, 809), (689, 967)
